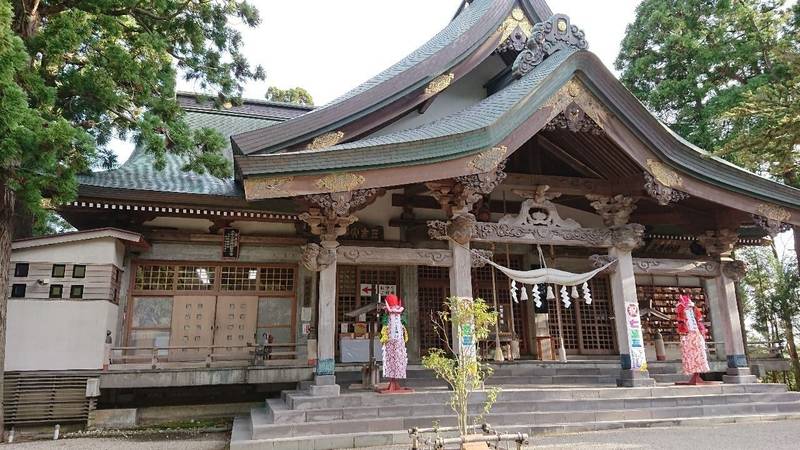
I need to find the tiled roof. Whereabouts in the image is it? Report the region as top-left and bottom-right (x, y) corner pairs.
(176, 92), (312, 121)
(79, 111), (279, 198)
(236, 48), (577, 175)
(231, 0), (515, 154)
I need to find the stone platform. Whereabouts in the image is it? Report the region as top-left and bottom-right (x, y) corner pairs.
(230, 361), (800, 450)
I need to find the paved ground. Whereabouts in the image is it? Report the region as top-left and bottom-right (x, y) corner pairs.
(8, 420), (800, 449)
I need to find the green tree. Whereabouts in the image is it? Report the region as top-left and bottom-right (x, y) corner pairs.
(422, 297), (499, 436)
(615, 0), (790, 152)
(265, 86), (314, 106)
(739, 246), (800, 389)
(0, 0), (265, 431)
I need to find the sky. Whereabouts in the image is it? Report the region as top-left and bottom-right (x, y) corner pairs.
(114, 0), (641, 162)
(110, 0), (796, 256)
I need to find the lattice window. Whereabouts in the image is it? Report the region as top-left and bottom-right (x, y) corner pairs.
(176, 266), (216, 290)
(418, 264), (450, 356)
(336, 266), (357, 325)
(358, 268), (398, 288)
(220, 266), (259, 291)
(259, 267), (295, 292)
(472, 255), (524, 348)
(636, 285), (709, 343)
(135, 265), (175, 291)
(418, 266), (449, 281)
(548, 290), (579, 351)
(578, 277), (616, 352)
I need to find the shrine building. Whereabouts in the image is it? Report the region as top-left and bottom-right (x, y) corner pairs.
(6, 0), (800, 420)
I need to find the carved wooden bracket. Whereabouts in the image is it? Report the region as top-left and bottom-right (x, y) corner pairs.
(696, 229), (739, 256)
(512, 14), (588, 79)
(300, 243), (337, 272)
(610, 223), (646, 251)
(500, 186), (580, 229)
(752, 214), (791, 238)
(425, 159), (507, 217)
(722, 260), (747, 281)
(587, 194), (637, 227)
(298, 189), (382, 242)
(470, 249), (494, 268)
(544, 104), (603, 134)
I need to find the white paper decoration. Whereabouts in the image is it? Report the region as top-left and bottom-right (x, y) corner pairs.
(582, 281), (592, 305)
(560, 285), (571, 308)
(520, 285), (528, 302)
(510, 280), (518, 303)
(532, 284), (542, 308)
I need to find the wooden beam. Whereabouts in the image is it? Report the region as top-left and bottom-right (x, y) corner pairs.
(147, 230), (306, 246)
(537, 135), (604, 178)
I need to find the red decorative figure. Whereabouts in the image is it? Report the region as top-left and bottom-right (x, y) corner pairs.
(378, 294), (413, 394)
(675, 294), (714, 385)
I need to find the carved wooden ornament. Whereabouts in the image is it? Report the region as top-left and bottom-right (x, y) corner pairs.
(307, 131), (345, 150)
(468, 145), (508, 172)
(498, 7), (533, 43)
(314, 173), (366, 192)
(756, 203), (791, 223)
(243, 176), (294, 200)
(425, 73), (455, 95)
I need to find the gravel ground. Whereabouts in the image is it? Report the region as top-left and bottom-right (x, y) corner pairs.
(6, 420), (800, 449)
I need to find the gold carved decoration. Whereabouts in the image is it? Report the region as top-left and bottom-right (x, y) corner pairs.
(646, 159), (683, 188)
(425, 73), (455, 95)
(468, 145), (508, 172)
(542, 78), (609, 128)
(756, 203), (792, 223)
(315, 173), (366, 192)
(499, 7), (533, 43)
(243, 176), (294, 200)
(307, 131), (345, 150)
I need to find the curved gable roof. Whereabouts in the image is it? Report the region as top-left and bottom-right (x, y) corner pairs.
(236, 50), (800, 223)
(231, 0), (551, 155)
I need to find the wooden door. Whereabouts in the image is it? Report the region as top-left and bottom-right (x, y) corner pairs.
(576, 277), (617, 354)
(418, 266), (450, 357)
(213, 295), (258, 359)
(169, 296), (216, 361)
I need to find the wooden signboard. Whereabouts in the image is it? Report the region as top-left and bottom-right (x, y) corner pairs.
(222, 228), (240, 259)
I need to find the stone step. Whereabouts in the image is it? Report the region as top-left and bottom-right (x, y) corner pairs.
(486, 374), (617, 385)
(232, 412), (800, 450)
(248, 400), (800, 441)
(283, 383), (787, 410)
(264, 391), (800, 425)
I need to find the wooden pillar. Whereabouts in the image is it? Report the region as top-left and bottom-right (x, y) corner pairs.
(449, 239), (474, 355)
(401, 265), (420, 362)
(309, 240), (340, 395)
(717, 260), (757, 383)
(608, 246), (654, 387)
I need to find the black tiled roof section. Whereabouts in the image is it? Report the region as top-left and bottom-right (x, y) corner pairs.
(176, 92), (312, 121)
(79, 111), (278, 197)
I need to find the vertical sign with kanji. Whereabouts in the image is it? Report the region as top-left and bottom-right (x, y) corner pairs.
(222, 228), (240, 259)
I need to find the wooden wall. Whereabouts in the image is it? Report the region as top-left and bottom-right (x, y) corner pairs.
(7, 262), (120, 302)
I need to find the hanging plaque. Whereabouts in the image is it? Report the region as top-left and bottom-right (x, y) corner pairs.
(222, 228), (241, 259)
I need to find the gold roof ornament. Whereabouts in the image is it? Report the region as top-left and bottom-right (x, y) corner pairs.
(756, 203), (792, 223)
(468, 145), (508, 172)
(646, 159), (683, 188)
(307, 131), (345, 150)
(243, 176), (294, 199)
(425, 73), (455, 95)
(315, 173), (366, 192)
(499, 7), (534, 43)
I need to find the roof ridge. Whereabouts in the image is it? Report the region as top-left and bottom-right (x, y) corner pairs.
(176, 91), (314, 111)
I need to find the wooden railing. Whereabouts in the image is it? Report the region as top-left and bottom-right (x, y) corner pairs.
(109, 342), (305, 370)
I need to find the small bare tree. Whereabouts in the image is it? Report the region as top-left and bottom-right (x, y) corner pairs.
(422, 296), (500, 436)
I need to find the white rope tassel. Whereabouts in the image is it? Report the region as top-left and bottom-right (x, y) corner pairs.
(532, 284), (542, 308)
(546, 285), (556, 300)
(560, 285), (571, 308)
(582, 281), (592, 305)
(510, 280), (518, 303)
(519, 285), (528, 302)
(571, 285), (579, 299)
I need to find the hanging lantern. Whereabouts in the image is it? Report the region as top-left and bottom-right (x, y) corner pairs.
(520, 285), (528, 302)
(510, 280), (518, 303)
(571, 286), (579, 299)
(546, 285), (556, 300)
(560, 285), (571, 308)
(532, 284), (542, 308)
(582, 281), (592, 305)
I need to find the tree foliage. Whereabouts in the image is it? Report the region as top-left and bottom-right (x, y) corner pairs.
(422, 297), (499, 436)
(3, 0), (266, 222)
(265, 86), (314, 106)
(615, 0), (794, 154)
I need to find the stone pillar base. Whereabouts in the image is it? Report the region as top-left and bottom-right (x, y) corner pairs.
(309, 375), (341, 396)
(723, 367), (757, 384)
(617, 370), (656, 387)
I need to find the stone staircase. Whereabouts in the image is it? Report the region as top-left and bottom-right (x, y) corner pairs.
(231, 380), (800, 449)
